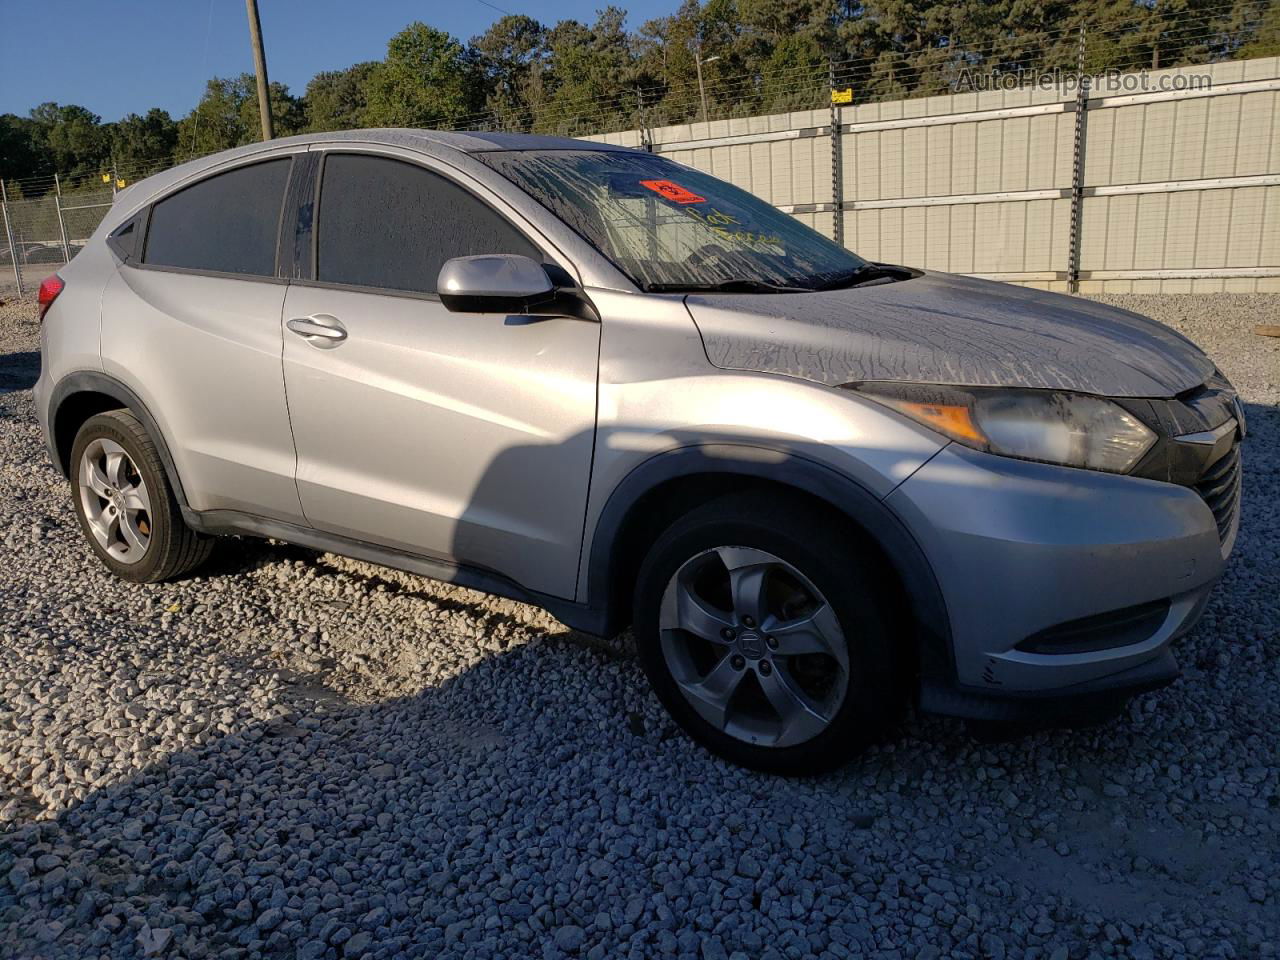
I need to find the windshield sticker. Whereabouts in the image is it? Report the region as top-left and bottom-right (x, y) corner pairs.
(640, 179), (706, 204)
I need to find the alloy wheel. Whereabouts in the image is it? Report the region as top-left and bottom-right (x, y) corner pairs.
(658, 546), (850, 748)
(78, 437), (153, 564)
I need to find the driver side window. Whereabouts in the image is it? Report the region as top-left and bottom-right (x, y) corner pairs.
(314, 153), (541, 295)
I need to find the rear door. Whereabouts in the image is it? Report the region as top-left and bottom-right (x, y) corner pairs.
(100, 155), (305, 523)
(280, 150), (600, 599)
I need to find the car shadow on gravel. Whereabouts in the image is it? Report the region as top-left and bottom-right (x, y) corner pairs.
(0, 350), (39, 395)
(4, 624), (1275, 960)
(199, 536), (623, 663)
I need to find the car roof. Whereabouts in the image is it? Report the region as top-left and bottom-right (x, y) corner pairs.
(349, 128), (637, 154)
(112, 128), (638, 218)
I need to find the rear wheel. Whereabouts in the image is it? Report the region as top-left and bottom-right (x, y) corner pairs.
(633, 491), (902, 774)
(70, 410), (213, 582)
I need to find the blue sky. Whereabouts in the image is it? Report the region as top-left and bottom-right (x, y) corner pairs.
(0, 0), (674, 122)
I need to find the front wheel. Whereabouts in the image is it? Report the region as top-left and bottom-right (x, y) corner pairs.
(633, 491), (902, 774)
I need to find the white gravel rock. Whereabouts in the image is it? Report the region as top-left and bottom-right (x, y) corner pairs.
(0, 294), (1277, 959)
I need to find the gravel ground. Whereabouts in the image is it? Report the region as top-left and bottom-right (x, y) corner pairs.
(0, 293), (1277, 960)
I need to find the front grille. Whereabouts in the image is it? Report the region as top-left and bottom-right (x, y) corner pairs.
(1194, 441), (1241, 543)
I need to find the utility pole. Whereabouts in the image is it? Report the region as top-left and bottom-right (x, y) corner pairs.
(245, 0), (274, 141)
(695, 45), (720, 124)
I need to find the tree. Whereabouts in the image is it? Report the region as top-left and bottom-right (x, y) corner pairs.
(176, 77), (245, 156)
(176, 75), (303, 158)
(472, 16), (549, 131)
(536, 8), (637, 133)
(27, 103), (109, 180)
(304, 62), (378, 132)
(109, 108), (178, 175)
(634, 1), (711, 124)
(1240, 0), (1280, 57)
(0, 114), (43, 183)
(246, 80), (305, 140)
(363, 23), (479, 128)
(837, 0), (1001, 100)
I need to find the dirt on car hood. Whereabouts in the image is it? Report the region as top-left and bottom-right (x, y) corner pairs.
(684, 271), (1215, 398)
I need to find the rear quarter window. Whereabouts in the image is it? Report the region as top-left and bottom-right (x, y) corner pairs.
(143, 158), (291, 277)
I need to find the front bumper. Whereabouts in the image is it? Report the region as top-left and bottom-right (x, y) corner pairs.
(887, 443), (1229, 718)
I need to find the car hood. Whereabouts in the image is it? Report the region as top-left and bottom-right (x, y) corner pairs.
(684, 271), (1214, 398)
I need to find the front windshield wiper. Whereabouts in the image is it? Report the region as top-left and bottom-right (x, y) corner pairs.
(814, 264), (905, 291)
(642, 278), (812, 294)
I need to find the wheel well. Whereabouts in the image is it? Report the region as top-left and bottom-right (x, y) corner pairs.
(52, 391), (126, 477)
(605, 474), (914, 649)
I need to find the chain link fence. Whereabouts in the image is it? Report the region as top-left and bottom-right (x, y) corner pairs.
(1, 178), (114, 299)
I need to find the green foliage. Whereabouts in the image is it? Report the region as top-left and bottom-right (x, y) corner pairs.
(472, 16), (550, 129)
(27, 103), (109, 181)
(304, 62), (378, 132)
(536, 9), (637, 133)
(1241, 1), (1280, 56)
(174, 75), (304, 158)
(362, 23), (479, 128)
(0, 114), (44, 182)
(3, 0), (1277, 188)
(110, 109), (178, 173)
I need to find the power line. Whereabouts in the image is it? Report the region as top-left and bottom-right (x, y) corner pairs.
(472, 0), (513, 15)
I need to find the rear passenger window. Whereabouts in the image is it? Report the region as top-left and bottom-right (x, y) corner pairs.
(143, 159), (290, 277)
(315, 154), (540, 294)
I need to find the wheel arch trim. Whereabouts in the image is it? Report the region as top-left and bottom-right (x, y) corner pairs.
(48, 371), (190, 509)
(585, 442), (953, 678)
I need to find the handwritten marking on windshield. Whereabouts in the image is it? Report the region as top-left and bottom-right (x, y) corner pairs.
(684, 205), (784, 251)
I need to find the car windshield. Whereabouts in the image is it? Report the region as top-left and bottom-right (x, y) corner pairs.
(476, 149), (869, 292)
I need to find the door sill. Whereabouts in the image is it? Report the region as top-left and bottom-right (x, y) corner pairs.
(182, 508), (608, 635)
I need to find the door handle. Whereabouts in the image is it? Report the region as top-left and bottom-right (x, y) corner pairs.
(287, 315), (347, 347)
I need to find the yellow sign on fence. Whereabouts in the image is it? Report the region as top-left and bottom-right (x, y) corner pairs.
(831, 87), (853, 104)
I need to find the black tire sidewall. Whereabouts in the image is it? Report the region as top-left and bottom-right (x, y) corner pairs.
(69, 412), (177, 583)
(634, 496), (900, 775)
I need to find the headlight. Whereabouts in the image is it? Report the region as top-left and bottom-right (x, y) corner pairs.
(847, 382), (1157, 474)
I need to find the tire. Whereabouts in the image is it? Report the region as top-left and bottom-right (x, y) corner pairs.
(633, 491), (902, 775)
(69, 410), (213, 583)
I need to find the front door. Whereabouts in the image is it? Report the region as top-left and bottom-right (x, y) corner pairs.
(281, 151), (600, 599)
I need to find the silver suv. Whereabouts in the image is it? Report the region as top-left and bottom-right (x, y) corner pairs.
(34, 130), (1244, 773)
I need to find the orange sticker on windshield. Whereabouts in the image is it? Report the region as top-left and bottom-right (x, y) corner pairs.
(639, 179), (706, 204)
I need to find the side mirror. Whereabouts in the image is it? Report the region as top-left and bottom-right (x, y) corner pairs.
(437, 254), (554, 315)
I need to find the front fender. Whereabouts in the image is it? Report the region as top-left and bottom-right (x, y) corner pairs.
(582, 441), (953, 681)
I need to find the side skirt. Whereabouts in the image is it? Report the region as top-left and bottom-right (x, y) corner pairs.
(182, 508), (610, 636)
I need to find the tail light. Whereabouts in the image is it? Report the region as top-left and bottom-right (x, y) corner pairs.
(37, 274), (64, 320)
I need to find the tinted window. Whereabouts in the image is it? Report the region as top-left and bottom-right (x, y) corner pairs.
(108, 216), (139, 260)
(316, 154), (540, 294)
(144, 159), (290, 276)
